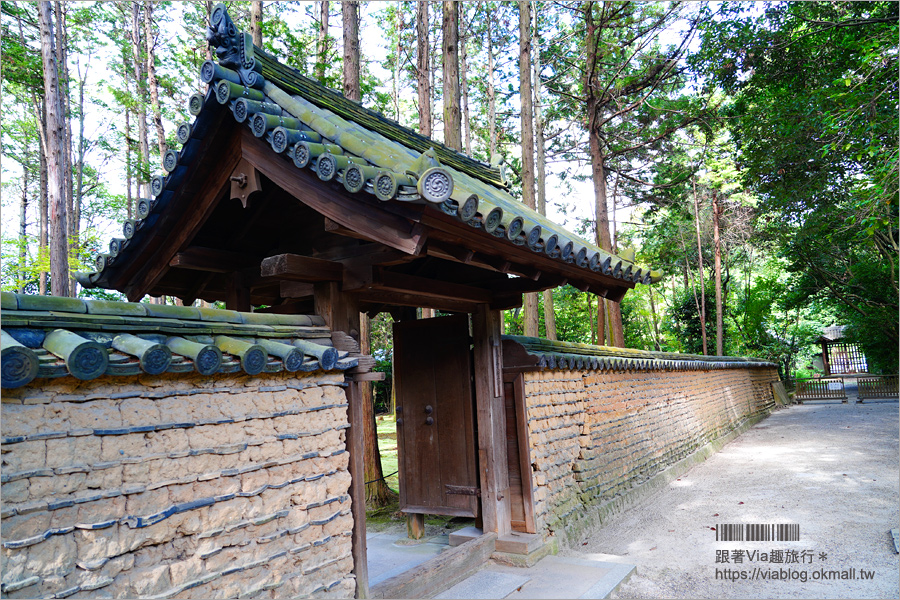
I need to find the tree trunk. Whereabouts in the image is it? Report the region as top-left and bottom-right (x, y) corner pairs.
(316, 1), (329, 83)
(486, 13), (497, 161)
(518, 1), (539, 337)
(132, 1), (150, 199)
(649, 286), (662, 351)
(586, 292), (595, 344)
(596, 296), (606, 345)
(441, 1), (461, 150)
(15, 10), (48, 294)
(38, 0), (70, 296)
(125, 104), (132, 219)
(415, 0), (431, 136)
(73, 58), (87, 296)
(459, 8), (471, 155)
(39, 135), (48, 295)
(691, 177), (708, 355)
(144, 1), (167, 157)
(342, 1), (360, 102)
(712, 190), (724, 356)
(250, 0), (263, 47)
(585, 3), (624, 347)
(533, 5), (556, 340)
(392, 7), (401, 121)
(54, 2), (76, 296)
(18, 161), (29, 294)
(360, 314), (395, 506)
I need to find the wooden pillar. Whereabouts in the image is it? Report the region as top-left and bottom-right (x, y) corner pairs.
(471, 304), (511, 536)
(821, 340), (831, 376)
(314, 282), (369, 598)
(226, 272), (250, 312)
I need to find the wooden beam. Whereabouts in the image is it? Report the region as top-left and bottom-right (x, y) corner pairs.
(169, 246), (259, 273)
(242, 129), (427, 256)
(254, 298), (315, 315)
(279, 281), (315, 298)
(376, 269), (492, 304)
(260, 253), (343, 282)
(355, 290), (478, 314)
(472, 305), (512, 537)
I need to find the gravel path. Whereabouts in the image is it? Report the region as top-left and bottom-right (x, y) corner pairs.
(562, 401), (899, 599)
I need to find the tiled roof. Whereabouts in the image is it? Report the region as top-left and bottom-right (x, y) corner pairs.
(77, 3), (659, 293)
(503, 335), (777, 371)
(1, 292), (362, 389)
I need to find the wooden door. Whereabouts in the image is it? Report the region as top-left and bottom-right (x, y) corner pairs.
(503, 373), (536, 533)
(394, 314), (479, 518)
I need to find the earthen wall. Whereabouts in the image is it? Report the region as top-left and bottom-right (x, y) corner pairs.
(523, 367), (778, 539)
(1, 371), (354, 599)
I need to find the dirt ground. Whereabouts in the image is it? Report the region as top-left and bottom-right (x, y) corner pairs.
(562, 401), (899, 599)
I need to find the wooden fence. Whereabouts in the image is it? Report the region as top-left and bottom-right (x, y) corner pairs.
(858, 375), (899, 401)
(794, 378), (847, 403)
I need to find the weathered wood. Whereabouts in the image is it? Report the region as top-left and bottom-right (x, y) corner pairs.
(43, 329), (109, 381)
(348, 371), (385, 382)
(279, 281), (314, 298)
(407, 513), (425, 540)
(111, 333), (172, 375)
(214, 335), (267, 375)
(169, 246), (259, 273)
(369, 533), (497, 600)
(165, 336), (222, 375)
(242, 129), (426, 256)
(1, 330), (39, 389)
(226, 272), (251, 312)
(472, 305), (512, 536)
(394, 315), (478, 518)
(120, 107), (236, 301)
(260, 253), (343, 282)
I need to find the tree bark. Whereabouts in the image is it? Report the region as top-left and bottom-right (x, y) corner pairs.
(692, 177), (708, 355)
(18, 157), (29, 294)
(415, 0), (431, 136)
(518, 1), (539, 337)
(144, 1), (167, 157)
(533, 5), (556, 339)
(486, 13), (497, 160)
(360, 316), (395, 506)
(342, 1), (360, 102)
(712, 190), (724, 356)
(441, 1), (462, 150)
(38, 0), (70, 296)
(460, 7), (471, 155)
(15, 9), (48, 294)
(585, 2), (624, 347)
(132, 1), (150, 199)
(392, 7), (401, 121)
(73, 57), (87, 296)
(54, 2), (76, 296)
(250, 0), (263, 47)
(649, 286), (662, 351)
(316, 1), (329, 83)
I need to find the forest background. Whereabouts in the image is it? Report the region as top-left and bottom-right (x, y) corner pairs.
(2, 1), (897, 394)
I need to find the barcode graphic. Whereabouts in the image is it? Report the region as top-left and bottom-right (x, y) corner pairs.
(716, 524), (799, 542)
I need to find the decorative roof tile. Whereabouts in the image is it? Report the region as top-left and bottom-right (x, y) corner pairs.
(0, 292), (362, 389)
(77, 3), (660, 295)
(503, 335), (776, 372)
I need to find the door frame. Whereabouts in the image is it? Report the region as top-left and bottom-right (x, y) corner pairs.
(504, 371), (537, 533)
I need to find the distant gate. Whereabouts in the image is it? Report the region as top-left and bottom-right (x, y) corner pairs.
(794, 377), (847, 403)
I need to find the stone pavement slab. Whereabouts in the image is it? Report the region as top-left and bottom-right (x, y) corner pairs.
(434, 571), (531, 599)
(366, 530), (448, 587)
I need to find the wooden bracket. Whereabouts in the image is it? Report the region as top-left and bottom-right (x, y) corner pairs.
(229, 158), (262, 207)
(446, 484), (481, 497)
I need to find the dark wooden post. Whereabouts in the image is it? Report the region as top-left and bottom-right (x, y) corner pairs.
(314, 282), (369, 599)
(821, 339), (831, 376)
(226, 272), (250, 312)
(472, 304), (512, 537)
